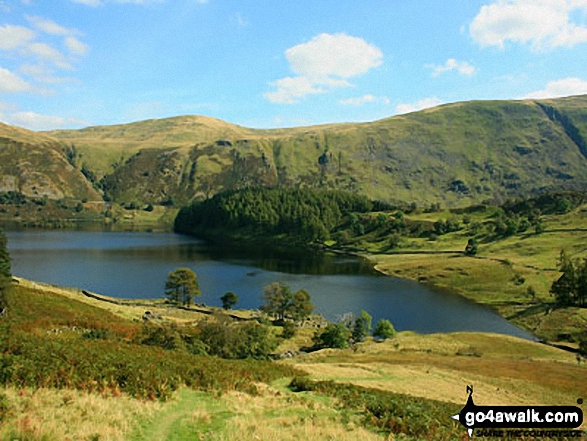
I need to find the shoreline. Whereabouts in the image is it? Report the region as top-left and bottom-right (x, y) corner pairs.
(9, 226), (580, 348)
(16, 273), (585, 355)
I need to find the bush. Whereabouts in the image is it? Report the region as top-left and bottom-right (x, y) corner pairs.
(289, 377), (461, 439)
(220, 291), (238, 310)
(281, 321), (296, 339)
(373, 319), (396, 340)
(198, 318), (277, 359)
(312, 324), (351, 349)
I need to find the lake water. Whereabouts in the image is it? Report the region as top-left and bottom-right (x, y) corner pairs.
(5, 230), (535, 339)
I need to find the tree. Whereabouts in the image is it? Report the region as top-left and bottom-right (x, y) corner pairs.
(550, 251), (576, 306)
(165, 268), (200, 306)
(261, 283), (314, 324)
(312, 323), (351, 349)
(351, 310), (372, 343)
(576, 259), (587, 307)
(260, 282), (293, 322)
(464, 238), (478, 256)
(198, 317), (277, 359)
(290, 289), (314, 323)
(373, 319), (396, 340)
(281, 320), (296, 339)
(0, 231), (11, 311)
(221, 291), (238, 310)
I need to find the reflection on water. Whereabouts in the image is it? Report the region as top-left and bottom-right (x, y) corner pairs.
(5, 229), (535, 340)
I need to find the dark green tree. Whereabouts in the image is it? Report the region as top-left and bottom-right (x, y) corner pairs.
(312, 323), (351, 349)
(198, 317), (277, 359)
(281, 320), (296, 339)
(165, 268), (200, 306)
(0, 231), (11, 311)
(261, 283), (314, 323)
(373, 319), (396, 340)
(464, 238), (478, 256)
(576, 259), (587, 307)
(550, 251), (576, 306)
(221, 291), (239, 310)
(351, 310), (372, 343)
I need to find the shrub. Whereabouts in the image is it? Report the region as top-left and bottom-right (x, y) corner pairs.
(198, 318), (277, 359)
(373, 319), (396, 340)
(312, 324), (351, 349)
(220, 291), (238, 310)
(289, 377), (461, 440)
(281, 321), (296, 339)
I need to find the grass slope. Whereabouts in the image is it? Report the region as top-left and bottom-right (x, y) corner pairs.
(1, 279), (585, 439)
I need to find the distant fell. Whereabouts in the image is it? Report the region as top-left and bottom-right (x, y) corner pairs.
(1, 95), (587, 207)
(0, 123), (101, 201)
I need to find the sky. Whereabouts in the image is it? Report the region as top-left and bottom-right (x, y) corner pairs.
(1, 0), (587, 131)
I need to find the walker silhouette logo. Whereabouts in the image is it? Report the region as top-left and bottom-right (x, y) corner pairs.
(451, 386), (583, 438)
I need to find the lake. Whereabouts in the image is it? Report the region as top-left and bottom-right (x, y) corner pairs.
(5, 229), (535, 339)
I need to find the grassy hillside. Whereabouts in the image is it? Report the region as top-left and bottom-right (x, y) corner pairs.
(323, 193), (587, 344)
(0, 123), (101, 202)
(26, 95), (586, 208)
(0, 280), (584, 440)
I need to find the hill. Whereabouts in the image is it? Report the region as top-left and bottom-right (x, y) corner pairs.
(0, 123), (101, 202)
(1, 95), (587, 208)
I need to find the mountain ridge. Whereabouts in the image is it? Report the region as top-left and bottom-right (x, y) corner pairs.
(1, 95), (587, 208)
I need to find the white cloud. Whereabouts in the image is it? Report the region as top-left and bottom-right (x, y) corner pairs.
(524, 77), (587, 98)
(265, 33), (383, 104)
(25, 15), (88, 56)
(20, 64), (78, 85)
(264, 76), (351, 104)
(470, 0), (587, 50)
(395, 97), (443, 115)
(1, 17), (88, 90)
(26, 15), (76, 36)
(286, 33), (383, 80)
(65, 36), (89, 55)
(9, 111), (89, 131)
(24, 42), (71, 70)
(0, 25), (36, 50)
(426, 58), (477, 77)
(0, 67), (35, 93)
(232, 12), (247, 27)
(339, 94), (391, 106)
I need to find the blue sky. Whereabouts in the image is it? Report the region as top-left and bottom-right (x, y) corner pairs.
(1, 0), (587, 131)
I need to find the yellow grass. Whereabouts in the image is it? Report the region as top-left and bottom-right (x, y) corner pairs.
(289, 332), (587, 425)
(214, 387), (384, 441)
(0, 387), (160, 441)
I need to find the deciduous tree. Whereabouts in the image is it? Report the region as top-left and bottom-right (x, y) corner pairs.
(0, 230), (11, 311)
(373, 319), (396, 340)
(165, 268), (200, 306)
(221, 291), (238, 310)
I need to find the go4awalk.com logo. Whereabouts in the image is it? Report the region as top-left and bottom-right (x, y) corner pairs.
(451, 386), (584, 438)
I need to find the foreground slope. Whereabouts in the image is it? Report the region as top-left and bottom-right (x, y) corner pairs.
(1, 280), (585, 440)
